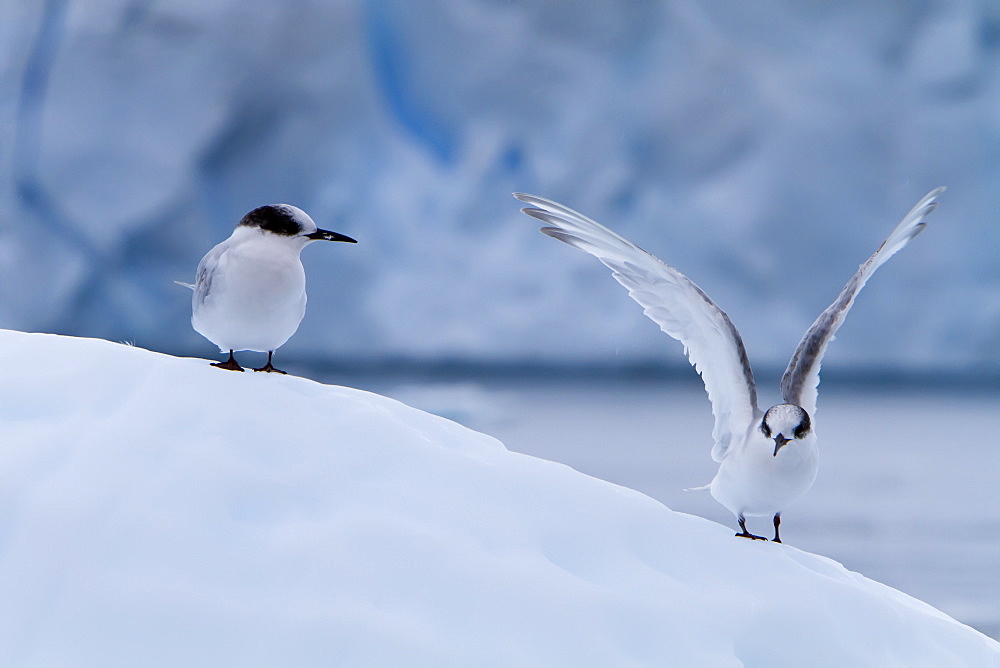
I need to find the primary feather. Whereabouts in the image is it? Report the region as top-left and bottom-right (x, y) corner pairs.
(515, 193), (760, 462)
(780, 187), (945, 416)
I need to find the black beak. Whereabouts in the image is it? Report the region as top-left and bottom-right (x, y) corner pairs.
(773, 434), (790, 457)
(305, 228), (357, 243)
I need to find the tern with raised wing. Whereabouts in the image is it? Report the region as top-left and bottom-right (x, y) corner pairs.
(517, 188), (944, 542)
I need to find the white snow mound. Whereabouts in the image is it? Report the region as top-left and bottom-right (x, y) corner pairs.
(0, 330), (996, 666)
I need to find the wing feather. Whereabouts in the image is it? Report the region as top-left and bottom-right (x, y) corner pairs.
(192, 242), (227, 309)
(516, 193), (760, 462)
(781, 187), (945, 415)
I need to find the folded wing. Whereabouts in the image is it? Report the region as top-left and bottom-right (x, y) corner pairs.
(516, 193), (760, 462)
(781, 187), (945, 416)
(193, 242), (227, 309)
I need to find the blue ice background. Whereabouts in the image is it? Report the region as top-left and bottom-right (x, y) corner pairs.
(1, 0), (999, 377)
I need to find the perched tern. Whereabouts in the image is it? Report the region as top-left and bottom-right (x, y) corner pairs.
(183, 204), (356, 373)
(516, 188), (944, 542)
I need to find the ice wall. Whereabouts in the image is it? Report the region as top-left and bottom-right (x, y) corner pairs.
(1, 0), (998, 373)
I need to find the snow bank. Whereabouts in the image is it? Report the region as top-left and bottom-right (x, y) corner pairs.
(0, 330), (995, 665)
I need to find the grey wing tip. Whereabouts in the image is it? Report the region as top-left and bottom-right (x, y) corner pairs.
(915, 186), (946, 215)
(539, 227), (585, 249)
(923, 185), (947, 206)
(517, 199), (574, 240)
(521, 207), (572, 232)
(907, 186), (947, 231)
(514, 192), (556, 209)
(520, 206), (549, 222)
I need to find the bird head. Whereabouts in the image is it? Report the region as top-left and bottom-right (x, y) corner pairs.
(237, 204), (357, 246)
(760, 404), (812, 456)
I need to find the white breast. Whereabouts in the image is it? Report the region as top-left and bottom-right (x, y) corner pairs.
(193, 235), (308, 353)
(709, 432), (819, 518)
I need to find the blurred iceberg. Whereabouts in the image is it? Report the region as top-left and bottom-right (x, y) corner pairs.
(1, 0), (998, 374)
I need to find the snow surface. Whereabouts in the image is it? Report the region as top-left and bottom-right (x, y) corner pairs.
(0, 330), (996, 665)
(387, 378), (1000, 640)
(2, 2), (999, 371)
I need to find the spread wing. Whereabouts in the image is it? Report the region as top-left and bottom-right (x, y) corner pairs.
(516, 193), (760, 462)
(781, 187), (945, 416)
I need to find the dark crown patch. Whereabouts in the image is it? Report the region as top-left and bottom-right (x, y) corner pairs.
(238, 206), (301, 236)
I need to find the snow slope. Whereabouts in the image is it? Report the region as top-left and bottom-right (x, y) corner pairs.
(0, 330), (996, 665)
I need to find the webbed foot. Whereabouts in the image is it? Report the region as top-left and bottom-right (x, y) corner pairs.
(253, 362), (286, 374)
(735, 531), (768, 541)
(252, 351), (286, 374)
(212, 351), (244, 372)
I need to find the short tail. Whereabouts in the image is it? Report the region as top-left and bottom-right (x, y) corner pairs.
(683, 483), (711, 492)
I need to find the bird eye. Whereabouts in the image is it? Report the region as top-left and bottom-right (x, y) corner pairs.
(760, 421), (771, 437)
